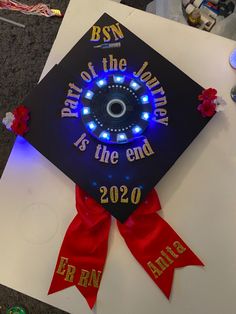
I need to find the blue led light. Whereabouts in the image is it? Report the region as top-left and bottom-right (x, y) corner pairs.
(96, 79), (107, 88)
(82, 107), (90, 115)
(141, 95), (149, 104)
(113, 75), (125, 84)
(130, 80), (141, 91)
(81, 73), (154, 144)
(100, 131), (110, 140)
(117, 133), (127, 142)
(141, 112), (150, 120)
(85, 90), (94, 100)
(88, 121), (96, 130)
(132, 125), (142, 134)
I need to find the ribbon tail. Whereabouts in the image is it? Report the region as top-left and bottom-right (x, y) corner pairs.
(48, 215), (81, 295)
(153, 239), (204, 299)
(160, 268), (174, 299)
(49, 187), (111, 309)
(117, 189), (204, 299)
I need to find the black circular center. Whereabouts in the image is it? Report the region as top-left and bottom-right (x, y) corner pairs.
(106, 98), (126, 118)
(110, 102), (123, 115)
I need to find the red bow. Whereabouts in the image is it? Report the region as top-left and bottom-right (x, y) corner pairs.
(48, 186), (203, 308)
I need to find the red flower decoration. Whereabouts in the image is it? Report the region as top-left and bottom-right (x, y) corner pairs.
(11, 118), (29, 136)
(13, 105), (30, 122)
(197, 100), (216, 118)
(198, 88), (217, 102)
(10, 105), (30, 136)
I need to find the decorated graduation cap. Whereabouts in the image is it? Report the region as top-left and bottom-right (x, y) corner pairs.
(2, 13), (226, 310)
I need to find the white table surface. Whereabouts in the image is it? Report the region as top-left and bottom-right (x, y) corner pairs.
(0, 0), (236, 313)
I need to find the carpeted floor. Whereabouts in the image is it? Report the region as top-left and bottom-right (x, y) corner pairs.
(0, 1), (152, 312)
(0, 284), (68, 314)
(0, 0), (70, 178)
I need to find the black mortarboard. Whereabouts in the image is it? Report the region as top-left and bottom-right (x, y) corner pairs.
(23, 13), (212, 222)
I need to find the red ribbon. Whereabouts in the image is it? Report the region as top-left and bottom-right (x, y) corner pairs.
(48, 186), (203, 308)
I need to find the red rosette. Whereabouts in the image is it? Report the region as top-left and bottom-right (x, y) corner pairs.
(198, 88), (217, 102)
(197, 100), (216, 118)
(11, 118), (29, 136)
(13, 105), (30, 122)
(197, 88), (218, 118)
(11, 105), (30, 136)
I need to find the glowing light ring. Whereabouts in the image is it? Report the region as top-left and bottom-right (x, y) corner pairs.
(81, 74), (153, 144)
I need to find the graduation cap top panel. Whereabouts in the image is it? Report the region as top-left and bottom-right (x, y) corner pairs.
(23, 13), (212, 222)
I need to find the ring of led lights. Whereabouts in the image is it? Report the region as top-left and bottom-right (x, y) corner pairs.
(81, 74), (153, 144)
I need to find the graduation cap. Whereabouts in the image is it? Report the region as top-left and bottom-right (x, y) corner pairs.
(20, 13), (213, 222)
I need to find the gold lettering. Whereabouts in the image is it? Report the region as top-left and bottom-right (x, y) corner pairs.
(56, 257), (68, 276)
(126, 139), (155, 162)
(61, 108), (78, 118)
(78, 269), (90, 287)
(100, 145), (110, 163)
(64, 99), (78, 110)
(142, 139), (155, 156)
(102, 55), (127, 72)
(154, 108), (167, 117)
(155, 257), (169, 271)
(88, 62), (98, 79)
(68, 83), (82, 94)
(88, 269), (102, 288)
(96, 145), (119, 164)
(100, 186), (109, 204)
(95, 144), (102, 159)
(126, 148), (135, 162)
(74, 133), (89, 151)
(119, 58), (127, 72)
(81, 71), (92, 82)
(133, 146), (145, 160)
(133, 61), (148, 78)
(74, 133), (86, 148)
(153, 116), (169, 126)
(103, 26), (111, 42)
(151, 87), (165, 96)
(173, 241), (186, 254)
(147, 77), (160, 90)
(110, 23), (124, 41)
(110, 151), (119, 164)
(109, 54), (118, 71)
(102, 57), (109, 72)
(65, 265), (76, 282)
(161, 250), (174, 265)
(91, 26), (101, 42)
(67, 89), (81, 100)
(166, 246), (179, 259)
(141, 71), (152, 82)
(147, 261), (162, 278)
(154, 96), (167, 107)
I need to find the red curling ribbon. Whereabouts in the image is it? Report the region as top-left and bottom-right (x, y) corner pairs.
(49, 186), (203, 308)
